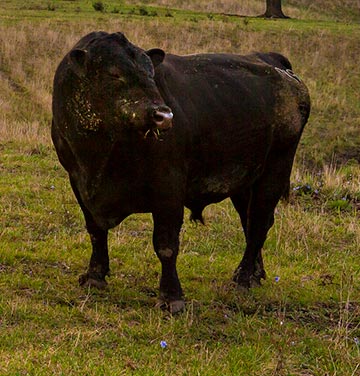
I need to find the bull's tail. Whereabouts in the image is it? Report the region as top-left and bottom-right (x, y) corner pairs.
(281, 180), (291, 202)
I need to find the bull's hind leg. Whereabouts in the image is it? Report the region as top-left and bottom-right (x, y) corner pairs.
(69, 179), (109, 289)
(231, 190), (266, 285)
(232, 148), (295, 289)
(232, 188), (272, 288)
(152, 208), (184, 314)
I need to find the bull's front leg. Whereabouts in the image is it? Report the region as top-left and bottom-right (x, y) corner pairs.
(79, 223), (109, 289)
(70, 178), (110, 289)
(152, 208), (185, 314)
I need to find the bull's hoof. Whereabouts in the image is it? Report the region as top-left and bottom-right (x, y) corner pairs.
(79, 273), (108, 289)
(169, 300), (186, 314)
(233, 270), (261, 291)
(234, 279), (251, 295)
(233, 268), (250, 289)
(249, 275), (262, 288)
(156, 299), (185, 314)
(233, 268), (265, 290)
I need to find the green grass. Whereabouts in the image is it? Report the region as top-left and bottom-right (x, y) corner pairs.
(0, 1), (360, 374)
(1, 144), (359, 375)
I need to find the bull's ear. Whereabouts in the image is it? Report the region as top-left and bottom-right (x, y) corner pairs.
(69, 48), (88, 77)
(146, 48), (165, 68)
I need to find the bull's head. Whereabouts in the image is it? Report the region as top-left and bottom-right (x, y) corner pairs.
(67, 32), (173, 139)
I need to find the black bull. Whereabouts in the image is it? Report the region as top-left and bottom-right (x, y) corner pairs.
(52, 32), (310, 313)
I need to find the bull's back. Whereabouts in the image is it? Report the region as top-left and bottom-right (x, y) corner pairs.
(154, 52), (309, 205)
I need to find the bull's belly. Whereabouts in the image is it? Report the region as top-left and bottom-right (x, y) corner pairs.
(77, 179), (154, 229)
(75, 160), (262, 229)
(186, 163), (260, 204)
(84, 196), (147, 229)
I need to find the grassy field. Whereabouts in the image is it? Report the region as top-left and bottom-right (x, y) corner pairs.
(0, 1), (359, 375)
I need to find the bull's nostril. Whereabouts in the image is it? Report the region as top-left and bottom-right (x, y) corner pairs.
(153, 110), (173, 121)
(153, 111), (165, 123)
(152, 107), (174, 129)
(148, 104), (174, 131)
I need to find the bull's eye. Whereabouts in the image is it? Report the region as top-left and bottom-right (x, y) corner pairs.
(109, 73), (127, 84)
(107, 67), (127, 84)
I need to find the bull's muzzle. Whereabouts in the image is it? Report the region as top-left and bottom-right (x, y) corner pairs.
(151, 105), (173, 130)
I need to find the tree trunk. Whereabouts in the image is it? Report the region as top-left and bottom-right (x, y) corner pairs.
(262, 0), (289, 18)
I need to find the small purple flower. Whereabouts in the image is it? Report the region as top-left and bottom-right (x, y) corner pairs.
(354, 337), (359, 346)
(160, 340), (167, 348)
(275, 276), (280, 282)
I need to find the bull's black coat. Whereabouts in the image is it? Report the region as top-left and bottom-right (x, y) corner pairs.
(52, 32), (310, 313)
